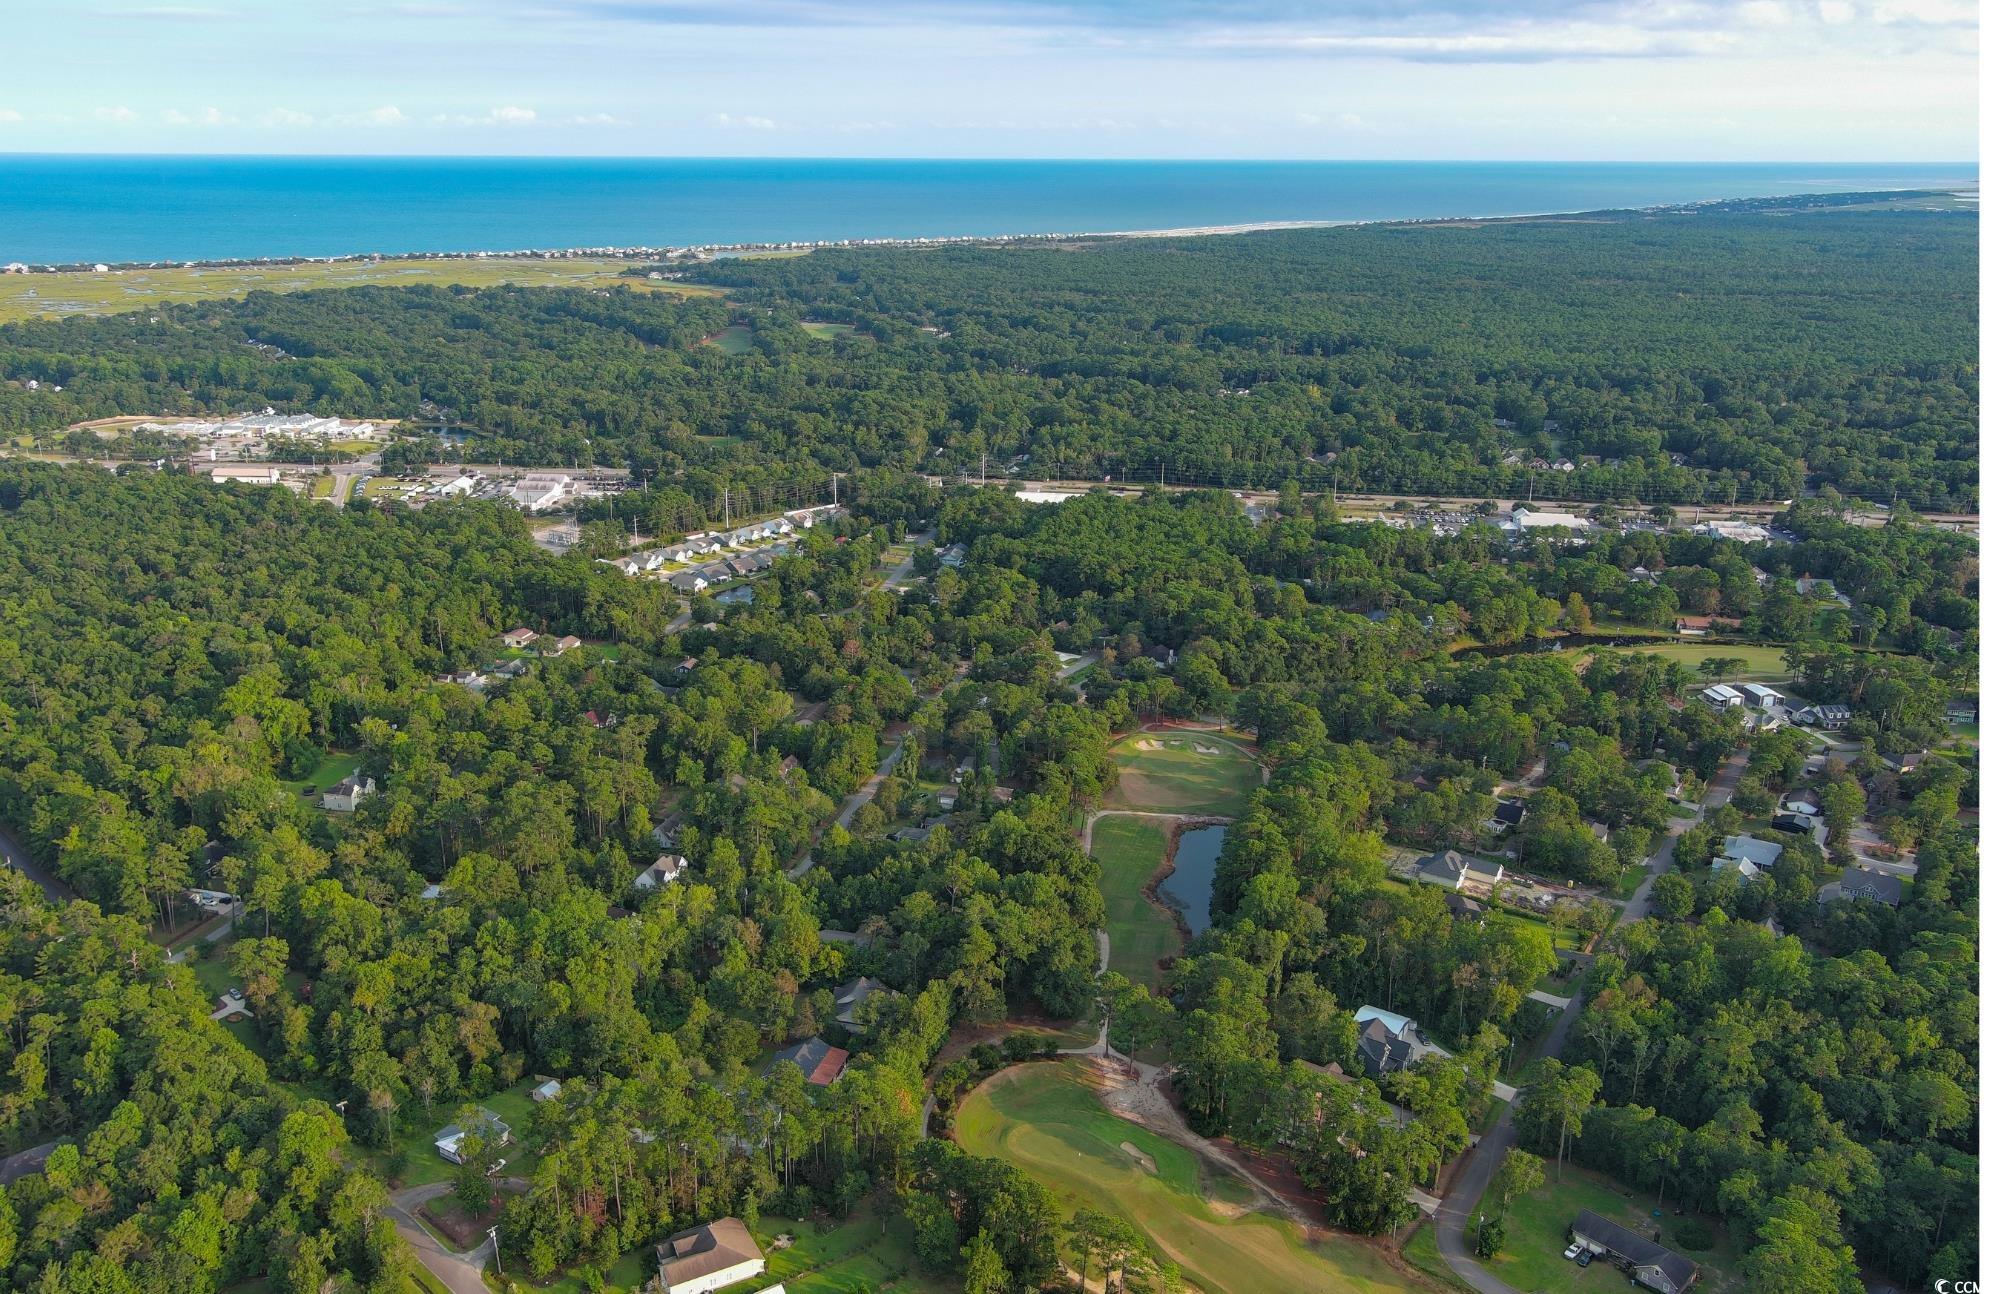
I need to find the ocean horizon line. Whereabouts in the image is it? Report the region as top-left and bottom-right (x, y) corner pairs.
(0, 156), (1976, 265)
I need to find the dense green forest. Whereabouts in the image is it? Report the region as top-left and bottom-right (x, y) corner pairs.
(0, 460), (1975, 1291)
(0, 203), (1977, 509)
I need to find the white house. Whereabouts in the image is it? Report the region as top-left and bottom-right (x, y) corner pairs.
(530, 1079), (563, 1103)
(321, 775), (375, 813)
(1414, 849), (1506, 893)
(1711, 856), (1762, 885)
(634, 854), (687, 891)
(210, 465), (283, 485)
(1700, 684), (1744, 709)
(654, 1218), (766, 1294)
(509, 475), (569, 512)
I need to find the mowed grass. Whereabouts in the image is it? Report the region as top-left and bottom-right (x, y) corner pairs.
(731, 1199), (952, 1294)
(702, 324), (756, 354)
(1105, 732), (1260, 816)
(956, 1060), (1411, 1294)
(370, 1083), (543, 1189)
(799, 320), (863, 340)
(286, 750), (361, 797)
(1090, 815), (1182, 988)
(1575, 642), (1792, 680)
(1474, 1159), (1744, 1294)
(0, 257), (718, 323)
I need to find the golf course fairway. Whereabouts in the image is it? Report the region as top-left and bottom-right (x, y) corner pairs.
(954, 1060), (1411, 1294)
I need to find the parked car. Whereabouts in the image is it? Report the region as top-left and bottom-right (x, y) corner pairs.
(1563, 1242), (1584, 1261)
(1575, 1250), (1593, 1267)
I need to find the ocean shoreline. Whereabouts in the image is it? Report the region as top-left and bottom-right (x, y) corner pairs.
(0, 184), (1972, 274)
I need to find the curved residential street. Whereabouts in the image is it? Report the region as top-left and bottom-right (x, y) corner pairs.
(1433, 745), (1746, 1294)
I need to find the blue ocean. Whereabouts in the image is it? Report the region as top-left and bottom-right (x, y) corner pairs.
(0, 156), (1976, 264)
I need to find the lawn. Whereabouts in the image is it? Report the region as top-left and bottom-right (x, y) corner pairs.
(1473, 1160), (1743, 1294)
(702, 324), (756, 355)
(0, 257), (718, 323)
(729, 1199), (952, 1294)
(799, 321), (863, 340)
(1402, 1223), (1477, 1293)
(1089, 814), (1182, 988)
(1576, 642), (1792, 680)
(286, 750), (361, 798)
(369, 1082), (543, 1189)
(1105, 731), (1260, 816)
(956, 1060), (1413, 1294)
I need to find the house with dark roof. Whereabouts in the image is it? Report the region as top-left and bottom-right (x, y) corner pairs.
(1489, 799), (1527, 829)
(770, 1036), (849, 1086)
(1351, 1006), (1447, 1079)
(1442, 893), (1485, 923)
(654, 1217), (766, 1294)
(1569, 1211), (1699, 1294)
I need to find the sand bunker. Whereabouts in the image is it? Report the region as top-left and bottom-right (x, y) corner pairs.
(1121, 1141), (1159, 1174)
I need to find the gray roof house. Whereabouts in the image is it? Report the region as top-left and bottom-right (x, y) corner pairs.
(1719, 835), (1783, 870)
(1570, 1211), (1699, 1294)
(1415, 849), (1506, 893)
(1822, 866), (1903, 908)
(654, 1217), (766, 1294)
(832, 976), (895, 1029)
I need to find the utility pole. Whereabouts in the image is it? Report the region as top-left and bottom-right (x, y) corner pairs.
(831, 473), (839, 507)
(979, 451), (986, 486)
(488, 1226), (502, 1276)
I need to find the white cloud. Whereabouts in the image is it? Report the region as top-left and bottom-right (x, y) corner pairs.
(162, 105), (235, 126)
(564, 111), (633, 126)
(0, 109), (22, 125)
(259, 107), (316, 128)
(1295, 111), (1365, 129)
(353, 105), (407, 126)
(94, 106), (139, 123)
(1818, 1), (1857, 21)
(431, 105), (541, 126)
(711, 112), (779, 130)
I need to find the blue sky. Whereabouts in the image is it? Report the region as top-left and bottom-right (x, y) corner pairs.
(3, 1), (1976, 158)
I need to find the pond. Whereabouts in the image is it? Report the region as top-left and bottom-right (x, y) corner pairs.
(1158, 823), (1226, 937)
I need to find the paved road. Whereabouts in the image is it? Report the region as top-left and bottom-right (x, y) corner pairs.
(1434, 745), (1745, 1293)
(0, 820), (72, 903)
(387, 1182), (495, 1294)
(787, 731), (910, 878)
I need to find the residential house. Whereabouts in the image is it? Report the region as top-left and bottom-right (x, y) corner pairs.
(1771, 812), (1816, 836)
(668, 570), (710, 595)
(541, 634), (582, 657)
(1719, 835), (1783, 871)
(1791, 703), (1852, 729)
(1442, 893), (1486, 923)
(1414, 849), (1506, 894)
(434, 1109), (511, 1163)
(1896, 750), (1927, 775)
(653, 1218), (766, 1294)
(1779, 790), (1820, 817)
(321, 775), (376, 813)
(1352, 1006), (1447, 1078)
(531, 1079), (563, 1103)
(1488, 799), (1528, 831)
(832, 976), (895, 1029)
(769, 1036), (849, 1086)
(634, 854), (688, 891)
(501, 627), (539, 649)
(1821, 866), (1903, 908)
(1569, 1211), (1699, 1294)
(677, 656), (699, 675)
(1711, 856), (1761, 885)
(937, 542), (968, 569)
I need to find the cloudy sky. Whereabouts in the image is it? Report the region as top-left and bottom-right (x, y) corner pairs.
(3, 1), (1976, 158)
